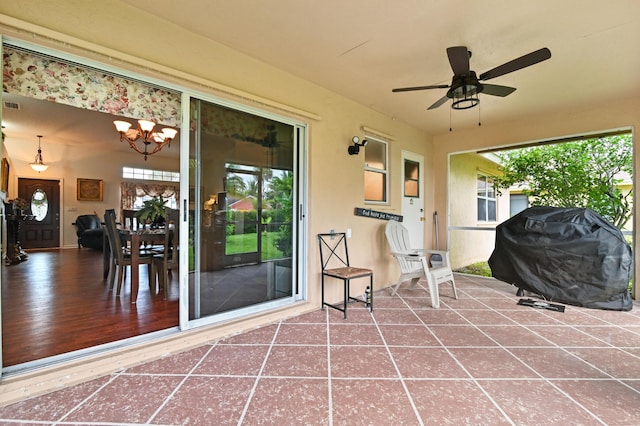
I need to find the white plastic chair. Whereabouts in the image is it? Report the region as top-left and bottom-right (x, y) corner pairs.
(384, 219), (457, 308)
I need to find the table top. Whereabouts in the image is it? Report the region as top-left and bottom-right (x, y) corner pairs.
(118, 227), (166, 236)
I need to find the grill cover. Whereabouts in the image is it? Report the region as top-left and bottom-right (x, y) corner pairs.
(489, 206), (633, 311)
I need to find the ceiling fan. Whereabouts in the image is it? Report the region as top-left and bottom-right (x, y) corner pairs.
(392, 46), (551, 110)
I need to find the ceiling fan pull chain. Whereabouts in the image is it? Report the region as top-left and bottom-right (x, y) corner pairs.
(478, 102), (481, 127)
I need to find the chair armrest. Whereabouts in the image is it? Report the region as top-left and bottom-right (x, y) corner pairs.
(390, 251), (425, 260)
(423, 249), (449, 257)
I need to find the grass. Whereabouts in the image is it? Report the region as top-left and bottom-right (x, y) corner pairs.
(226, 232), (284, 260)
(454, 261), (492, 277)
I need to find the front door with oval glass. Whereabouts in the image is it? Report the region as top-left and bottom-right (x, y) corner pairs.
(18, 178), (60, 249)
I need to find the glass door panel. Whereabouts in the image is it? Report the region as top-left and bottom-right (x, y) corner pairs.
(224, 166), (260, 266)
(188, 98), (296, 320)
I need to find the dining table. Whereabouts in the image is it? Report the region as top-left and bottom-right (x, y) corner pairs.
(103, 227), (166, 304)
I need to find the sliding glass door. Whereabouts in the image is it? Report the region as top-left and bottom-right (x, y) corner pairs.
(187, 98), (303, 322)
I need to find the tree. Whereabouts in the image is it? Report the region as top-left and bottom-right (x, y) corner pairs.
(264, 171), (294, 257)
(225, 174), (247, 197)
(492, 134), (633, 228)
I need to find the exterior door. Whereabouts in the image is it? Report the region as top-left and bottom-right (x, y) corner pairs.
(18, 178), (60, 249)
(401, 151), (424, 249)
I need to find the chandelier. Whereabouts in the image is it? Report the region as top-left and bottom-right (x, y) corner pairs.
(113, 119), (178, 160)
(30, 135), (48, 172)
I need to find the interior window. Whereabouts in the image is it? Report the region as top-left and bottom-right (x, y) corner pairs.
(133, 193), (178, 210)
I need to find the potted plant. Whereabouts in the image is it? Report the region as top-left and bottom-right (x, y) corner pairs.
(8, 197), (29, 215)
(135, 195), (167, 228)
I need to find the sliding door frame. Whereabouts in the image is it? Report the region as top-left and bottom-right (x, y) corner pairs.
(0, 36), (309, 373)
(182, 93), (308, 331)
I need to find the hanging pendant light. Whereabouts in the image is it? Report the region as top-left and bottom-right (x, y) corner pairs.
(30, 135), (49, 172)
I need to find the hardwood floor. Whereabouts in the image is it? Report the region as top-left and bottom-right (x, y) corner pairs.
(1, 248), (179, 367)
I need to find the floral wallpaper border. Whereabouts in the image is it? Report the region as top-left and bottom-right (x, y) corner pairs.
(3, 47), (181, 127)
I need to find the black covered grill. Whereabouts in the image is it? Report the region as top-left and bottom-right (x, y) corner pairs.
(489, 206), (633, 311)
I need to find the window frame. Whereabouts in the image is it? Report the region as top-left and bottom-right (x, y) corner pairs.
(122, 166), (180, 182)
(364, 136), (389, 204)
(476, 172), (497, 222)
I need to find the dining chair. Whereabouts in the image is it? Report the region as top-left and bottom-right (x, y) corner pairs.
(152, 208), (180, 299)
(384, 219), (457, 308)
(104, 209), (155, 296)
(318, 232), (373, 319)
(121, 209), (141, 231)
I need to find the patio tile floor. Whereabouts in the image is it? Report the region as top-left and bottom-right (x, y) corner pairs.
(2, 274), (640, 425)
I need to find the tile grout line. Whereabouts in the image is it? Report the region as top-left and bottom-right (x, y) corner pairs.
(53, 370), (125, 425)
(325, 308), (333, 426)
(145, 342), (219, 424)
(369, 304), (425, 426)
(454, 280), (609, 425)
(401, 281), (518, 426)
(235, 320), (282, 425)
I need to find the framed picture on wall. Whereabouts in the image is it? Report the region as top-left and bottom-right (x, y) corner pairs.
(77, 178), (103, 201)
(1, 158), (9, 194)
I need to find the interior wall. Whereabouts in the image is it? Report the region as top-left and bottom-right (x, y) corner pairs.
(4, 133), (178, 248)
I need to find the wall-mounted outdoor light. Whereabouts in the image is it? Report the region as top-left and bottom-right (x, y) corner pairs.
(348, 136), (368, 155)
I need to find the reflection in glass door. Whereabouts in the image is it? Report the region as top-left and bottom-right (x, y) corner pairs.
(224, 165), (260, 267)
(189, 98), (300, 321)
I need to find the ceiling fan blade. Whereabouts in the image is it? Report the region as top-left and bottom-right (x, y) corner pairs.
(481, 84), (516, 97)
(479, 47), (551, 81)
(392, 84), (449, 93)
(427, 95), (450, 110)
(447, 46), (470, 76)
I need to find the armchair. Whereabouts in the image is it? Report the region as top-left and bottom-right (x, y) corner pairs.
(73, 214), (104, 250)
(384, 219), (457, 308)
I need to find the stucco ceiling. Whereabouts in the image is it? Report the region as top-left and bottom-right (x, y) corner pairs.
(2, 0), (639, 154)
(116, 0), (640, 135)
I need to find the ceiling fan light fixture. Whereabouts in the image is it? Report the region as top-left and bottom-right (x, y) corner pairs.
(449, 83), (481, 110)
(451, 96), (480, 110)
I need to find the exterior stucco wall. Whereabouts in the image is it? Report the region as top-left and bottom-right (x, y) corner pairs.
(448, 153), (509, 269)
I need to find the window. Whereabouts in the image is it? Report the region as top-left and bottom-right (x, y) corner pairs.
(364, 137), (388, 203)
(510, 194), (529, 217)
(122, 167), (179, 182)
(404, 159), (419, 197)
(477, 174), (496, 222)
(121, 167), (180, 210)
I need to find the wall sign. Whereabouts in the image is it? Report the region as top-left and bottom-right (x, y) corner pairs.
(354, 207), (402, 222)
